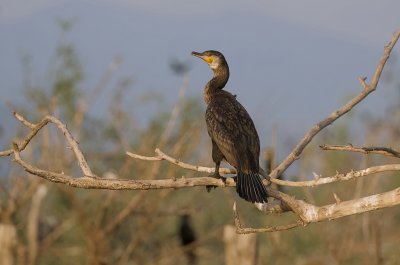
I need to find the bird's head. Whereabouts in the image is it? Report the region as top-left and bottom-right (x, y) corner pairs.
(191, 50), (227, 71)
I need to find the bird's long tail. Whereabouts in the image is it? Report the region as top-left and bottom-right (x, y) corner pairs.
(236, 172), (268, 203)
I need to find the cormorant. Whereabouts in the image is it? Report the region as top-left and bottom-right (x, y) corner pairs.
(179, 214), (197, 264)
(191, 50), (268, 203)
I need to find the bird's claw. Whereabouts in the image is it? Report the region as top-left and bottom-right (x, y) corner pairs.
(206, 173), (226, 192)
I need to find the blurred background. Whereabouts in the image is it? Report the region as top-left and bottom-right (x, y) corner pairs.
(1, 1), (400, 264)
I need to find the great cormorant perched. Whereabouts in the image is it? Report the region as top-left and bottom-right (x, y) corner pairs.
(191, 50), (268, 203)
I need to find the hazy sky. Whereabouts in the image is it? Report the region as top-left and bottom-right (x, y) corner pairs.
(1, 1), (399, 157)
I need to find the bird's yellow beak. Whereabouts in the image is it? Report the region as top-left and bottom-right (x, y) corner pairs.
(191, 51), (213, 64)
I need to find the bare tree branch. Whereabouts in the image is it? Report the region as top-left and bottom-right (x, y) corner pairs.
(320, 144), (400, 158)
(0, 113), (49, 157)
(234, 186), (400, 233)
(127, 148), (235, 175)
(1, 112), (94, 177)
(301, 187), (400, 222)
(271, 164), (400, 187)
(233, 202), (305, 234)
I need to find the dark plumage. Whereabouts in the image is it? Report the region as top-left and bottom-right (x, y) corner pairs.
(191, 50), (268, 203)
(179, 214), (197, 264)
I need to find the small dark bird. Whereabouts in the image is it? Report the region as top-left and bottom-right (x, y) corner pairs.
(192, 50), (268, 203)
(179, 214), (197, 264)
(169, 58), (191, 75)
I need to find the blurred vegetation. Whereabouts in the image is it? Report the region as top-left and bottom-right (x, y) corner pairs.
(1, 22), (400, 265)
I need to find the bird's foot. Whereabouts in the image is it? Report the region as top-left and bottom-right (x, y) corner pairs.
(206, 172), (225, 192)
(209, 172), (222, 179)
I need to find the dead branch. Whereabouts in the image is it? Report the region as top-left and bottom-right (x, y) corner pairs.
(127, 148), (235, 175)
(298, 187), (400, 222)
(233, 203), (305, 234)
(271, 164), (400, 187)
(1, 112), (94, 177)
(320, 144), (400, 158)
(234, 186), (400, 234)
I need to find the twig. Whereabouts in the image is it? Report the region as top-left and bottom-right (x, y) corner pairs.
(233, 203), (305, 234)
(126, 152), (162, 161)
(127, 148), (235, 174)
(14, 112), (36, 129)
(320, 144), (400, 158)
(270, 164), (400, 187)
(0, 113), (49, 157)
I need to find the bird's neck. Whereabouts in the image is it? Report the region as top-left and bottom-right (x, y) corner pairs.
(204, 65), (229, 104)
